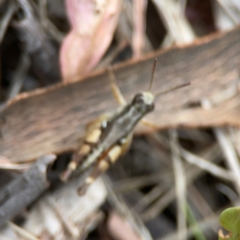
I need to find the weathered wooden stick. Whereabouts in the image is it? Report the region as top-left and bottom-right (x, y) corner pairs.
(0, 154), (56, 228)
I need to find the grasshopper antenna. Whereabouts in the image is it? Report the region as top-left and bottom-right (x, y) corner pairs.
(155, 82), (190, 100)
(107, 66), (126, 106)
(148, 58), (157, 91)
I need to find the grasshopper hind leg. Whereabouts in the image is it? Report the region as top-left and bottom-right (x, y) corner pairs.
(77, 153), (113, 196)
(60, 114), (112, 182)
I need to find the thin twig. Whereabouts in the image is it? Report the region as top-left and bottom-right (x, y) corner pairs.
(0, 0), (17, 44)
(8, 53), (30, 99)
(0, 154), (56, 227)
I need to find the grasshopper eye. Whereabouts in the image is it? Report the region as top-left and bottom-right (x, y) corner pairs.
(132, 93), (154, 112)
(148, 103), (155, 111)
(132, 93), (144, 105)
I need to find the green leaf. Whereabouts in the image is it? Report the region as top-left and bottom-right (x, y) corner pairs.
(219, 207), (240, 240)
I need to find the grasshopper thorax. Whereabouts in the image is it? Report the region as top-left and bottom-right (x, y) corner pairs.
(131, 91), (155, 114)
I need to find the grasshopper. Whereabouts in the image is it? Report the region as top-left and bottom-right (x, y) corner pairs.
(61, 60), (189, 195)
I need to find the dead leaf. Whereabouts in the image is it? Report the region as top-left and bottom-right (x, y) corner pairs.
(60, 0), (122, 82)
(0, 26), (240, 163)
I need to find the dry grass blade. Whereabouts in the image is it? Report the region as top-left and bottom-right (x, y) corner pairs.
(104, 176), (153, 240)
(187, 187), (219, 239)
(47, 196), (81, 237)
(152, 0), (194, 43)
(141, 187), (175, 221)
(179, 0), (187, 12)
(216, 184), (238, 203)
(216, 0), (240, 25)
(8, 221), (40, 240)
(188, 186), (216, 220)
(8, 53), (30, 99)
(97, 40), (129, 68)
(0, 155), (31, 170)
(180, 147), (232, 182)
(132, 0), (147, 57)
(117, 0), (152, 51)
(140, 144), (222, 221)
(215, 128), (240, 195)
(0, 0), (16, 44)
(202, 95), (240, 194)
(170, 130), (187, 240)
(159, 215), (219, 240)
(134, 183), (167, 213)
(113, 173), (170, 193)
(39, 0), (64, 42)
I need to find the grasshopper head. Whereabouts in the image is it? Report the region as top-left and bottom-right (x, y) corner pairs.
(131, 92), (155, 114)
